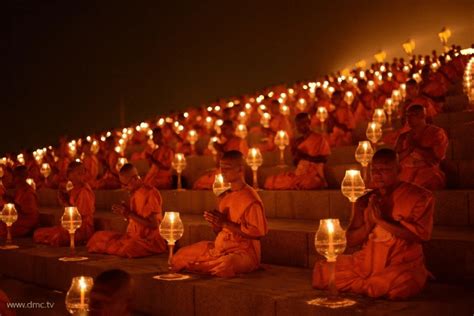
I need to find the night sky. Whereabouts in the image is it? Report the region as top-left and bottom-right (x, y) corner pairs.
(4, 0), (473, 154)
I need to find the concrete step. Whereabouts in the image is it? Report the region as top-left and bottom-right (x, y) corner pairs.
(0, 239), (472, 316)
(36, 208), (474, 282)
(37, 189), (474, 226)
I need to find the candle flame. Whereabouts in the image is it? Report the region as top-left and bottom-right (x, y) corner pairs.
(327, 220), (334, 234)
(79, 276), (86, 290)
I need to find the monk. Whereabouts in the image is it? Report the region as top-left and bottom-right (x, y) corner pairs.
(95, 136), (121, 190)
(172, 150), (268, 277)
(33, 161), (95, 246)
(399, 79), (439, 121)
(81, 141), (100, 186)
(89, 269), (134, 316)
(0, 166), (39, 239)
(193, 120), (248, 189)
(329, 90), (355, 147)
(87, 163), (167, 258)
(313, 148), (434, 299)
(395, 104), (449, 190)
(264, 113), (330, 190)
(143, 128), (174, 189)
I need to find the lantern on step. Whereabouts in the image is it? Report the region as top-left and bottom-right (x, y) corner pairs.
(316, 107), (329, 133)
(246, 148), (263, 189)
(309, 218), (355, 307)
(296, 98), (307, 112)
(172, 153), (186, 191)
(383, 98), (394, 129)
(367, 80), (376, 93)
(65, 276), (93, 314)
(355, 141), (374, 182)
(341, 169), (366, 211)
(59, 206), (88, 262)
(204, 116), (214, 130)
(238, 111), (248, 124)
(366, 122), (382, 147)
(116, 157), (128, 173)
(186, 130), (199, 154)
(280, 104), (290, 116)
(154, 212), (189, 280)
(235, 124), (248, 139)
(91, 140), (100, 155)
(344, 91), (354, 106)
(372, 108), (386, 126)
(0, 204), (19, 250)
(274, 130), (289, 166)
(40, 163), (51, 180)
(212, 173), (231, 197)
(260, 112), (271, 128)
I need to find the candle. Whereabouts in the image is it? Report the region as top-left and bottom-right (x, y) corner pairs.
(316, 107), (328, 123)
(296, 98), (307, 112)
(69, 207), (73, 232)
(79, 276), (86, 308)
(280, 104), (290, 116)
(367, 80), (375, 92)
(327, 220), (334, 258)
(236, 124), (248, 139)
(344, 91), (354, 105)
(169, 212), (175, 244)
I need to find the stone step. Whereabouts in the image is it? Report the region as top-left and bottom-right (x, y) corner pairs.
(36, 208), (474, 282)
(0, 239), (472, 316)
(37, 189), (474, 226)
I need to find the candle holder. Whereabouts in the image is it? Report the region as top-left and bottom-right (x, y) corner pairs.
(17, 154), (25, 166)
(344, 91), (354, 106)
(274, 130), (289, 167)
(238, 111), (248, 124)
(296, 98), (307, 112)
(341, 169), (366, 216)
(26, 178), (36, 191)
(59, 207), (88, 262)
(308, 219), (356, 308)
(208, 137), (219, 161)
(40, 163), (51, 184)
(116, 157), (128, 173)
(187, 130), (198, 154)
(383, 99), (394, 130)
(153, 212), (189, 280)
(366, 122), (382, 149)
(235, 124), (248, 139)
(280, 104), (290, 116)
(372, 108), (386, 127)
(354, 141), (374, 182)
(212, 173), (231, 197)
(172, 153), (187, 191)
(246, 148), (263, 189)
(316, 107), (328, 134)
(65, 276), (93, 315)
(0, 203), (19, 250)
(260, 112), (271, 128)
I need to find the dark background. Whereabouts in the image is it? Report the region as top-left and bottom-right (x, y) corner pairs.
(3, 0), (473, 154)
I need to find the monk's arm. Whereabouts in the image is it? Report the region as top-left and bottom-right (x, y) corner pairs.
(375, 218), (421, 242)
(346, 204), (371, 247)
(128, 212), (158, 229)
(221, 221), (259, 239)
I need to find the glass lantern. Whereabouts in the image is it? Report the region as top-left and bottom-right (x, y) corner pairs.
(0, 203), (19, 250)
(116, 157), (128, 173)
(40, 163), (52, 179)
(274, 130), (289, 166)
(366, 122), (382, 147)
(187, 130), (199, 154)
(354, 141), (374, 182)
(246, 148), (263, 189)
(316, 107), (329, 133)
(372, 108), (387, 126)
(341, 170), (366, 203)
(59, 207), (88, 262)
(235, 124), (248, 139)
(212, 173), (231, 197)
(171, 153), (187, 190)
(65, 276), (93, 314)
(260, 112), (271, 128)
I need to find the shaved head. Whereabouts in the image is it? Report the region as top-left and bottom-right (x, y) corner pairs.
(220, 150), (244, 168)
(67, 161), (84, 176)
(406, 104), (426, 116)
(372, 148), (399, 165)
(13, 165), (28, 180)
(119, 163), (136, 176)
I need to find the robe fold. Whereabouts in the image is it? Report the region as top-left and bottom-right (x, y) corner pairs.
(264, 132), (330, 190)
(395, 125), (448, 190)
(33, 184), (95, 246)
(313, 182), (434, 299)
(0, 184), (39, 238)
(87, 184), (166, 258)
(172, 184), (268, 277)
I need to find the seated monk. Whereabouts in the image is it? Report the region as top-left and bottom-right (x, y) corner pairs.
(313, 148), (434, 299)
(143, 127), (174, 189)
(399, 79), (439, 121)
(0, 166), (39, 239)
(87, 163), (167, 258)
(328, 90), (355, 147)
(95, 136), (121, 190)
(395, 104), (448, 190)
(264, 113), (330, 190)
(172, 150), (268, 277)
(81, 141), (100, 186)
(34, 161), (95, 246)
(193, 120), (248, 189)
(89, 269), (134, 316)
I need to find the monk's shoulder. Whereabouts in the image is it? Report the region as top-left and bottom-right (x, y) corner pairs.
(399, 181), (433, 202)
(237, 185), (263, 206)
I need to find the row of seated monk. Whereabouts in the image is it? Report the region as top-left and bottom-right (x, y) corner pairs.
(1, 147), (438, 300)
(0, 47), (467, 195)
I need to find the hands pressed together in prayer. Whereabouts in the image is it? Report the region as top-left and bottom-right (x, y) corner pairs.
(204, 209), (228, 228)
(365, 194), (383, 230)
(112, 201), (131, 220)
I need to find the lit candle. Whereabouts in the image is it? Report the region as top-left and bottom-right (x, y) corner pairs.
(344, 91), (354, 105)
(316, 107), (328, 123)
(372, 109), (387, 125)
(327, 220), (334, 258)
(169, 212), (175, 244)
(235, 124), (248, 139)
(366, 122), (382, 145)
(79, 276), (86, 308)
(69, 207), (73, 232)
(296, 98), (307, 112)
(280, 104), (290, 116)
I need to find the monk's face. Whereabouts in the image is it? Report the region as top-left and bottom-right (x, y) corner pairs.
(370, 160), (399, 189)
(119, 169), (140, 191)
(68, 165), (86, 184)
(406, 84), (418, 98)
(153, 131), (163, 145)
(220, 159), (242, 183)
(406, 110), (425, 129)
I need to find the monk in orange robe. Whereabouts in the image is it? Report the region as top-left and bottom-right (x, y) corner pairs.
(313, 148), (434, 299)
(96, 137), (121, 189)
(87, 163), (167, 258)
(268, 100), (293, 138)
(328, 91), (355, 147)
(353, 79), (377, 125)
(172, 150), (268, 277)
(143, 128), (174, 189)
(265, 113), (331, 190)
(33, 161), (95, 246)
(82, 141), (100, 186)
(193, 120), (248, 189)
(395, 104), (448, 190)
(0, 166), (39, 238)
(399, 79), (439, 121)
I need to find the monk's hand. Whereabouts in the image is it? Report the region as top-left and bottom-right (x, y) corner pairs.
(204, 210), (227, 228)
(368, 195), (383, 224)
(112, 204), (131, 219)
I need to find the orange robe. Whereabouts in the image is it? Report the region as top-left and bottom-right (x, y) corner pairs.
(0, 289), (14, 316)
(329, 106), (355, 147)
(96, 152), (121, 189)
(193, 137), (248, 190)
(143, 145), (174, 189)
(33, 184), (95, 246)
(172, 185), (268, 277)
(87, 184), (166, 258)
(400, 96), (439, 120)
(313, 182), (434, 299)
(395, 125), (448, 190)
(0, 184), (39, 238)
(83, 154), (99, 185)
(264, 132), (330, 190)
